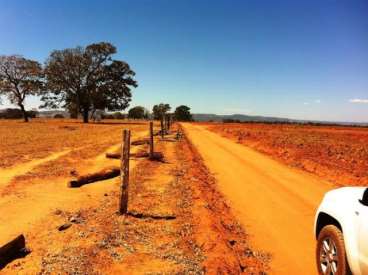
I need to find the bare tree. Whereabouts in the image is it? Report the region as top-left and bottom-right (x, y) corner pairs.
(0, 55), (43, 122)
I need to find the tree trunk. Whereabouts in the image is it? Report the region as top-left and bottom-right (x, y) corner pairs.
(90, 108), (96, 121)
(19, 104), (28, 122)
(82, 108), (89, 123)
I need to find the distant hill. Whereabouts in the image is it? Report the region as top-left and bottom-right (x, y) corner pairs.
(193, 113), (294, 123)
(192, 113), (368, 127)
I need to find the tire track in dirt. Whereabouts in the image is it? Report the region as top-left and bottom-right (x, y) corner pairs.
(182, 123), (336, 275)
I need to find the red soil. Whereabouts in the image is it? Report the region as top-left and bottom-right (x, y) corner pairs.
(206, 122), (368, 186)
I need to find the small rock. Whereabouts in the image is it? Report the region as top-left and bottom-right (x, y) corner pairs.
(245, 248), (254, 257)
(54, 209), (62, 215)
(229, 240), (236, 246)
(70, 169), (79, 177)
(69, 216), (78, 223)
(58, 223), (72, 231)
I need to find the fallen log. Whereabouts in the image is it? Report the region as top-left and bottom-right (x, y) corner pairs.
(68, 167), (120, 188)
(127, 210), (176, 220)
(155, 129), (170, 136)
(0, 235), (28, 269)
(105, 152), (120, 159)
(131, 151), (149, 158)
(131, 139), (149, 146)
(106, 151), (149, 159)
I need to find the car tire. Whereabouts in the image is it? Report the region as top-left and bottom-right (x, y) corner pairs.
(316, 225), (351, 275)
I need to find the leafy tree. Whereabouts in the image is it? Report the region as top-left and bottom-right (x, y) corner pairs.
(152, 103), (171, 120)
(128, 106), (148, 119)
(0, 55), (43, 122)
(112, 112), (125, 119)
(54, 113), (65, 119)
(67, 102), (79, 119)
(174, 105), (192, 121)
(42, 42), (137, 123)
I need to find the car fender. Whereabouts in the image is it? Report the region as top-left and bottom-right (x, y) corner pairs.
(316, 194), (361, 275)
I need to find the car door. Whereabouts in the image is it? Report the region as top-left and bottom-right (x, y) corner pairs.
(357, 189), (368, 273)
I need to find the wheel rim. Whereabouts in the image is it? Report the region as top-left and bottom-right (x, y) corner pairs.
(320, 237), (339, 275)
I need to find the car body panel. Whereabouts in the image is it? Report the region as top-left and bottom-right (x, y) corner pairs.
(315, 187), (367, 275)
(357, 202), (368, 273)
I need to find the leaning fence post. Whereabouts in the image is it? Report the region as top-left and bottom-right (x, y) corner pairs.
(119, 129), (131, 214)
(149, 122), (154, 158)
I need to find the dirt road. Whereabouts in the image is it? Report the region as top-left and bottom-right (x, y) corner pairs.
(183, 123), (336, 274)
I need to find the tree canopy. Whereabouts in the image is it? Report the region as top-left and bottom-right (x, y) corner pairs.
(152, 103), (171, 120)
(0, 55), (43, 122)
(174, 105), (192, 121)
(41, 42), (137, 123)
(128, 106), (148, 119)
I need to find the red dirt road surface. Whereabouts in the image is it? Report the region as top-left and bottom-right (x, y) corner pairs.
(182, 123), (337, 275)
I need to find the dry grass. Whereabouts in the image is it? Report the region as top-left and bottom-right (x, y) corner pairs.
(2, 126), (268, 274)
(0, 119), (148, 169)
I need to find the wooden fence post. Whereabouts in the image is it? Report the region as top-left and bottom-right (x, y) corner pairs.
(167, 115), (171, 130)
(119, 129), (131, 214)
(160, 118), (164, 139)
(149, 122), (154, 158)
(164, 115), (168, 131)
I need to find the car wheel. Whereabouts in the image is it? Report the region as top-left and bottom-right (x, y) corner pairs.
(316, 225), (351, 275)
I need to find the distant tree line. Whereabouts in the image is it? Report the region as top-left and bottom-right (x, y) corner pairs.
(128, 106), (149, 119)
(125, 103), (193, 122)
(0, 108), (38, 119)
(150, 103), (193, 122)
(223, 119), (241, 123)
(174, 105), (193, 121)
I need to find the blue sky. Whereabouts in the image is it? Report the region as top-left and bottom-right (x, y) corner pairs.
(0, 0), (367, 122)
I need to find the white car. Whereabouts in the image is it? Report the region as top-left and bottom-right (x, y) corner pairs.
(315, 187), (368, 275)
